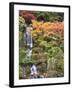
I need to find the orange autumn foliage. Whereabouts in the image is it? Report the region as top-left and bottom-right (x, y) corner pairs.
(31, 20), (64, 35)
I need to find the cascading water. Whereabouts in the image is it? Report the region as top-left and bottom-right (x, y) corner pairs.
(24, 26), (33, 60)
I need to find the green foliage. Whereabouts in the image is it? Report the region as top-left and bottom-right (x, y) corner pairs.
(55, 59), (64, 77)
(48, 47), (63, 58)
(33, 12), (64, 22)
(19, 16), (25, 32)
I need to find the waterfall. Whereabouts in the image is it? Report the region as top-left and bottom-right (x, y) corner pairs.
(24, 26), (33, 60)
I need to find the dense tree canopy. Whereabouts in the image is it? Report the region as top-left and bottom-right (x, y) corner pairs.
(19, 10), (64, 79)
